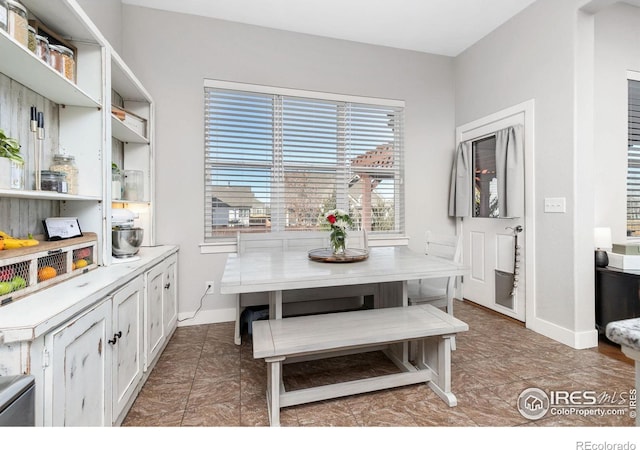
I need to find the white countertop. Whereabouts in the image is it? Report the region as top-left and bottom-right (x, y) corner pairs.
(0, 245), (178, 344)
(221, 246), (468, 294)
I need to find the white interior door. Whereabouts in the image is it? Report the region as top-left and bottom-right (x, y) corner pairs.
(458, 105), (532, 322)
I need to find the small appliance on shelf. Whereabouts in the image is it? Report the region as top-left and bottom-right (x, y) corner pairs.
(111, 208), (143, 262)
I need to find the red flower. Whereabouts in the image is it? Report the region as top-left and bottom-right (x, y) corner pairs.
(327, 214), (336, 224)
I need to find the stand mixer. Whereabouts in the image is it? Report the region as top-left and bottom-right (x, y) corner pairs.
(111, 208), (144, 262)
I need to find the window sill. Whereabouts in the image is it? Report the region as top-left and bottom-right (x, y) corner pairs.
(199, 235), (410, 254)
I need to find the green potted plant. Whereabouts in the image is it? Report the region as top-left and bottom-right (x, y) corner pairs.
(0, 128), (25, 190)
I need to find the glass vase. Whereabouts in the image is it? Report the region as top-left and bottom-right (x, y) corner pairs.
(330, 229), (346, 255)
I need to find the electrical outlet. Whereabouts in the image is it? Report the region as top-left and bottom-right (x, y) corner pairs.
(205, 281), (215, 294)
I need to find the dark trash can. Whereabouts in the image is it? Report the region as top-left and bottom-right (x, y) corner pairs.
(240, 305), (269, 337)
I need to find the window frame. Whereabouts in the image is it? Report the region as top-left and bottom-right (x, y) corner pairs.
(202, 79), (406, 248)
(628, 72), (640, 237)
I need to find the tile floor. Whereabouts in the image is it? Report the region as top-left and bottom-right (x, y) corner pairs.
(122, 300), (636, 427)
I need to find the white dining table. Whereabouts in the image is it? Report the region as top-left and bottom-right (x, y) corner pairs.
(221, 245), (470, 415)
(220, 245), (469, 341)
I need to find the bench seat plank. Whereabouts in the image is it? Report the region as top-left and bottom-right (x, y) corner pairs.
(253, 304), (467, 359)
(253, 304), (468, 426)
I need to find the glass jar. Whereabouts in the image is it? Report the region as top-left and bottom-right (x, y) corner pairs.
(50, 154), (78, 195)
(27, 25), (36, 52)
(0, 0), (8, 33)
(124, 170), (144, 201)
(40, 170), (64, 192)
(57, 45), (75, 82)
(7, 0), (27, 47)
(35, 35), (50, 64)
(49, 44), (63, 74)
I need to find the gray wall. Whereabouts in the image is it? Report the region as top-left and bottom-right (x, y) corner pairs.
(454, 0), (593, 342)
(76, 0), (123, 53)
(593, 3), (640, 242)
(119, 5), (456, 323)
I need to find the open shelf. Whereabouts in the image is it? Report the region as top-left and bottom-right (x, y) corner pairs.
(0, 30), (101, 108)
(0, 188), (101, 202)
(111, 114), (149, 144)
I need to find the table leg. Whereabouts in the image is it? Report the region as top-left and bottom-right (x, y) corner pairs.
(234, 294), (242, 345)
(402, 280), (408, 307)
(269, 290), (283, 319)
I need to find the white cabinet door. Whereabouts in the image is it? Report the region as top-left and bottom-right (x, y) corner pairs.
(111, 276), (144, 423)
(47, 300), (112, 426)
(145, 264), (165, 369)
(162, 254), (178, 334)
(144, 254), (179, 370)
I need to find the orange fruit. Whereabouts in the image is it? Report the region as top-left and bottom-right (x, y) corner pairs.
(38, 266), (57, 281)
(0, 239), (4, 251)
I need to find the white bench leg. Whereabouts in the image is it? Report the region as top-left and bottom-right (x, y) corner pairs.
(265, 356), (285, 426)
(418, 335), (456, 407)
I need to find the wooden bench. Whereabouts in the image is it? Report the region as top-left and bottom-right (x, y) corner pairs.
(252, 304), (468, 426)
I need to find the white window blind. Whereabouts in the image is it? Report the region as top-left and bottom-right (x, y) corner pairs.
(204, 81), (404, 241)
(628, 79), (640, 236)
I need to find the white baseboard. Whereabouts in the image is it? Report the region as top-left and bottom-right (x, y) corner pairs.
(527, 316), (599, 349)
(177, 307), (235, 327)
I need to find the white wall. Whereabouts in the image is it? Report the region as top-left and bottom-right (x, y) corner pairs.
(118, 5), (456, 324)
(594, 2), (640, 243)
(454, 0), (597, 347)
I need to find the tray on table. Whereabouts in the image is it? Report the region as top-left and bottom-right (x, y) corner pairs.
(308, 248), (369, 263)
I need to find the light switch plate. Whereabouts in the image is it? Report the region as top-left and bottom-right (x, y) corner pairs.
(544, 197), (566, 213)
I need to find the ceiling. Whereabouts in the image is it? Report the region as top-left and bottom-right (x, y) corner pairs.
(120, 0), (538, 57)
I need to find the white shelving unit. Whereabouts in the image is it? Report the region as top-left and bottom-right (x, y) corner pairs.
(0, 0), (166, 427)
(0, 0), (155, 267)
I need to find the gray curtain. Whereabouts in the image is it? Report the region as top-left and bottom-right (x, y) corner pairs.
(495, 124), (524, 218)
(448, 140), (472, 217)
(448, 124), (524, 218)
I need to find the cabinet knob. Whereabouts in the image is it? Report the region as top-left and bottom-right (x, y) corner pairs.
(164, 282), (171, 290)
(108, 331), (122, 345)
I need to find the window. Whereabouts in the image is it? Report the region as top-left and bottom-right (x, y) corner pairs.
(629, 78), (640, 236)
(472, 135), (499, 218)
(204, 80), (404, 241)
